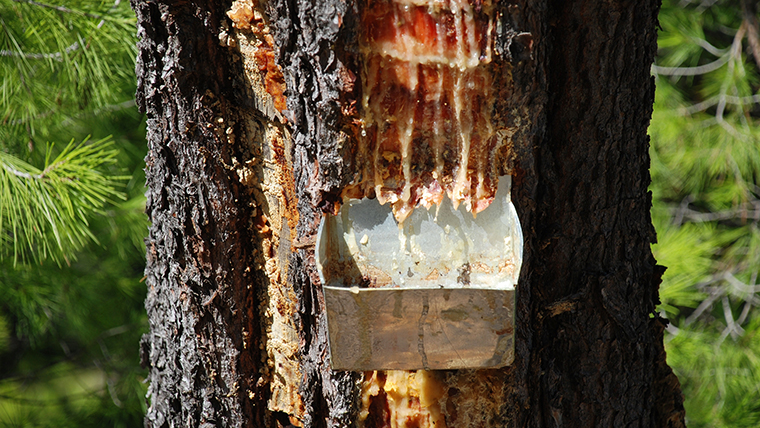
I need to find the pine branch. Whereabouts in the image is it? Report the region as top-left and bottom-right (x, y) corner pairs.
(0, 0), (126, 61)
(652, 52), (730, 76)
(680, 94), (760, 115)
(670, 198), (760, 224)
(12, 0), (105, 19)
(0, 137), (125, 265)
(0, 0), (138, 152)
(690, 36), (728, 57)
(0, 40), (80, 60)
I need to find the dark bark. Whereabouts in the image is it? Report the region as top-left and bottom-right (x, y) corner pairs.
(134, 0), (686, 427)
(134, 1), (267, 426)
(525, 1), (683, 425)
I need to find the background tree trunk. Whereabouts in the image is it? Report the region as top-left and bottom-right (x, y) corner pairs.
(134, 0), (687, 427)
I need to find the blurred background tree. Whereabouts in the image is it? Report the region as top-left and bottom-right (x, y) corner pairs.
(0, 0), (148, 426)
(651, 0), (760, 426)
(1, 0), (759, 426)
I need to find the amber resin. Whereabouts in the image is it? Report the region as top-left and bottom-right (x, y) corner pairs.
(359, 371), (447, 428)
(349, 0), (503, 222)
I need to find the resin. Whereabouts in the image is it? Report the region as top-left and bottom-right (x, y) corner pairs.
(348, 0), (504, 222)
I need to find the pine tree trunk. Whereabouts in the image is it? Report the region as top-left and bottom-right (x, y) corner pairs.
(134, 0), (686, 427)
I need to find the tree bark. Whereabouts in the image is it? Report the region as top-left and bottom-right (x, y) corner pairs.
(134, 2), (268, 426)
(134, 0), (686, 427)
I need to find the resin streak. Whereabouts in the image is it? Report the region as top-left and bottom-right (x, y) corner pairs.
(353, 0), (499, 221)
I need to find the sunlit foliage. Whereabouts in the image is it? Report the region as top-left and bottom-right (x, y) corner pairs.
(0, 0), (148, 425)
(651, 0), (760, 425)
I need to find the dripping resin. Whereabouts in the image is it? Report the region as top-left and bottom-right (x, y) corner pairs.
(348, 0), (503, 222)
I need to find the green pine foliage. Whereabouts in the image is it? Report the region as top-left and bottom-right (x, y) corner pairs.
(0, 0), (148, 426)
(651, 0), (760, 425)
(0, 0), (139, 262)
(0, 242), (147, 428)
(0, 138), (124, 265)
(0, 0), (137, 154)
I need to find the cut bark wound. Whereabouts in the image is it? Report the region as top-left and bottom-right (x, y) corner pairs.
(349, 0), (510, 221)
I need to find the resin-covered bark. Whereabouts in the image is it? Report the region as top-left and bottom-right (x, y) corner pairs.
(135, 0), (685, 426)
(348, 0), (509, 221)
